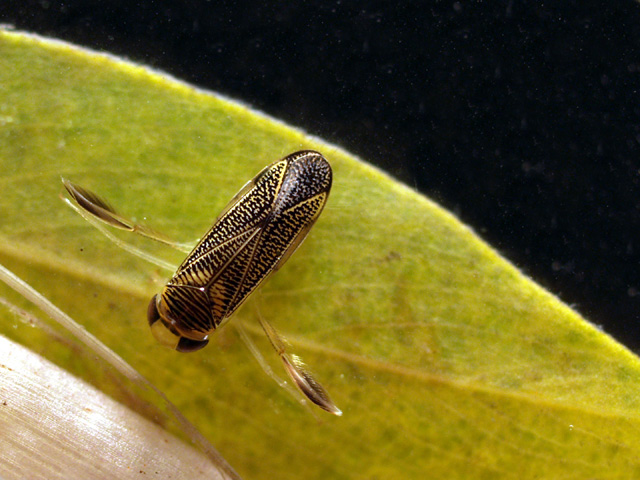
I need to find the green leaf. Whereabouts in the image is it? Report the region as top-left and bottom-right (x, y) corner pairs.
(2, 29), (640, 479)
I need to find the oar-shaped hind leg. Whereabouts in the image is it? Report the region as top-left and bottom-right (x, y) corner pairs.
(61, 178), (192, 271)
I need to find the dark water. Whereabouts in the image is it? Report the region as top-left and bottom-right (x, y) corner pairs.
(2, 1), (639, 349)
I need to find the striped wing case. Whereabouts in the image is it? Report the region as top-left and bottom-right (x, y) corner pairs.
(155, 150), (332, 342)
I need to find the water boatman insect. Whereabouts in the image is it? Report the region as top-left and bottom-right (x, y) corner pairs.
(63, 150), (341, 416)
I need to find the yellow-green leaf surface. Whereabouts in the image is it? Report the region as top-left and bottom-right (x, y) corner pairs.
(1, 29), (640, 479)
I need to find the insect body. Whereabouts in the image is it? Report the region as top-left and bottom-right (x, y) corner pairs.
(63, 150), (340, 415)
(147, 151), (332, 352)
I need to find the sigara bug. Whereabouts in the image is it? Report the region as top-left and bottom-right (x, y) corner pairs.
(63, 150), (341, 416)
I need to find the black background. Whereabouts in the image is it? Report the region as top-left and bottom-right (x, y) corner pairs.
(1, 1), (639, 349)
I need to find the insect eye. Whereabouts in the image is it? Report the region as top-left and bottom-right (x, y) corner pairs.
(149, 317), (181, 350)
(148, 294), (181, 349)
(147, 294), (161, 327)
(176, 337), (210, 353)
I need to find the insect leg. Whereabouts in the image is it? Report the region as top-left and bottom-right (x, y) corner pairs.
(231, 319), (314, 411)
(61, 179), (194, 270)
(61, 195), (177, 271)
(255, 314), (342, 416)
(62, 179), (194, 252)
